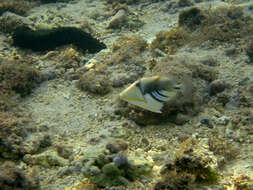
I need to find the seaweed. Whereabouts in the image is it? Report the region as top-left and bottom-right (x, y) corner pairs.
(77, 69), (112, 95)
(0, 0), (37, 16)
(150, 28), (189, 54)
(0, 62), (42, 97)
(151, 5), (253, 54)
(155, 138), (219, 189)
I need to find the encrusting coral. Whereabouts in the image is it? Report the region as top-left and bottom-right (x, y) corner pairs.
(82, 142), (153, 187)
(0, 61), (42, 97)
(151, 5), (253, 54)
(155, 138), (219, 189)
(0, 0), (37, 16)
(77, 69), (112, 95)
(0, 111), (28, 159)
(0, 161), (40, 190)
(109, 35), (147, 64)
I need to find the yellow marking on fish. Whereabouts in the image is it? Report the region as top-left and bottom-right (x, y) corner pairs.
(123, 96), (148, 103)
(153, 76), (160, 84)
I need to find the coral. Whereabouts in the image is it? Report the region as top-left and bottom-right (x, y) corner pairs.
(231, 174), (253, 190)
(152, 5), (253, 53)
(64, 178), (97, 190)
(0, 111), (28, 159)
(0, 161), (40, 190)
(21, 133), (52, 155)
(156, 138), (219, 189)
(154, 171), (193, 190)
(77, 69), (111, 95)
(0, 0), (37, 16)
(150, 28), (189, 54)
(178, 7), (206, 31)
(110, 35), (147, 64)
(0, 12), (30, 33)
(0, 61), (42, 97)
(82, 144), (153, 187)
(189, 5), (253, 44)
(106, 140), (128, 154)
(56, 145), (73, 159)
(175, 138), (219, 183)
(23, 149), (69, 168)
(208, 135), (239, 163)
(56, 47), (81, 71)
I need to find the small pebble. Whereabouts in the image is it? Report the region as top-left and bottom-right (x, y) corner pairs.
(209, 79), (226, 96)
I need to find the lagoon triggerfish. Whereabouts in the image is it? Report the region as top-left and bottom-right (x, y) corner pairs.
(119, 76), (182, 113)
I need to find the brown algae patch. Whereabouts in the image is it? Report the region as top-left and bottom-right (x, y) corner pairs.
(155, 138), (219, 189)
(0, 61), (42, 97)
(151, 5), (253, 54)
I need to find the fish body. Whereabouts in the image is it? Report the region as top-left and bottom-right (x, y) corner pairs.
(119, 76), (181, 113)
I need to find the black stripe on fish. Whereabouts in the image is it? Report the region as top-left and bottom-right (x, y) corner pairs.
(150, 90), (167, 103)
(156, 90), (168, 98)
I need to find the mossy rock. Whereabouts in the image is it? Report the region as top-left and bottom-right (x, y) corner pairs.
(0, 0), (36, 16)
(84, 163), (129, 187)
(77, 71), (111, 95)
(82, 150), (153, 187)
(23, 150), (68, 168)
(0, 62), (42, 97)
(126, 157), (153, 181)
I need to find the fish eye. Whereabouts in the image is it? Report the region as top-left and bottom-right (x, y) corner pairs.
(135, 80), (141, 87)
(173, 86), (181, 90)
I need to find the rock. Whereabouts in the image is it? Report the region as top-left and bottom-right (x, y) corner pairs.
(200, 56), (218, 66)
(21, 133), (51, 154)
(0, 12), (32, 33)
(225, 46), (238, 56)
(209, 80), (227, 96)
(111, 73), (136, 87)
(56, 145), (73, 159)
(127, 157), (153, 181)
(178, 7), (206, 31)
(82, 144), (152, 187)
(156, 138), (219, 189)
(106, 140), (128, 153)
(23, 150), (69, 168)
(199, 116), (213, 128)
(107, 9), (127, 29)
(0, 112), (27, 159)
(231, 174), (253, 190)
(77, 70), (112, 95)
(174, 113), (191, 125)
(0, 161), (40, 190)
(58, 167), (75, 177)
(177, 0), (193, 7)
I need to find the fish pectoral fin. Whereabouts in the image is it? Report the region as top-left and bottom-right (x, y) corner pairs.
(122, 96), (148, 103)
